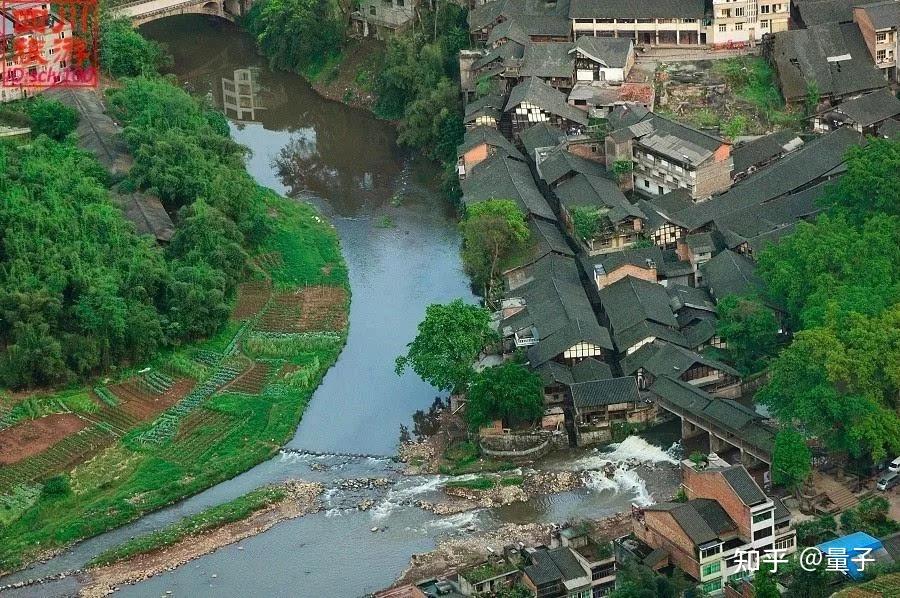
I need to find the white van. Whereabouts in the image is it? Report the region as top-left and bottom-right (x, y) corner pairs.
(877, 472), (898, 491)
(888, 456), (900, 473)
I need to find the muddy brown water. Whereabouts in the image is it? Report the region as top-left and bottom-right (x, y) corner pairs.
(0, 17), (681, 597)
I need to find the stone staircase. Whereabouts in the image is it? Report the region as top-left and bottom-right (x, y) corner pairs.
(825, 485), (860, 512)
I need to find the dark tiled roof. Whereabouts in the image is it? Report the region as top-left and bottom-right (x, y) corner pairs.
(681, 319), (718, 349)
(569, 0), (705, 19)
(829, 88), (900, 127)
(855, 0), (900, 29)
(731, 131), (803, 175)
(473, 41), (525, 70)
(461, 153), (556, 221)
(607, 103), (652, 130)
(531, 218), (576, 257)
(714, 182), (824, 245)
(702, 249), (763, 302)
(645, 498), (738, 546)
(649, 376), (776, 457)
(520, 42), (575, 79)
(538, 360), (575, 386)
(572, 357), (614, 381)
(526, 547), (589, 585)
(642, 547), (669, 567)
(464, 93), (505, 124)
(581, 245), (665, 279)
(555, 173), (645, 223)
(667, 284), (716, 314)
(617, 114), (727, 167)
(505, 77), (589, 126)
(571, 36), (633, 69)
(598, 276), (679, 332)
(796, 0), (855, 25)
(881, 531), (900, 562)
(881, 118), (900, 139)
(614, 320), (689, 353)
(521, 122), (566, 156)
(459, 125), (525, 161)
(772, 496), (791, 523)
(721, 466), (768, 506)
(620, 340), (738, 378)
(771, 22), (887, 102)
(571, 376), (640, 408)
(488, 17), (532, 45)
(683, 231), (719, 254)
(537, 146), (608, 186)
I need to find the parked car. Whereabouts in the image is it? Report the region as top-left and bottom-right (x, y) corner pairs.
(877, 472), (898, 492)
(889, 456), (900, 473)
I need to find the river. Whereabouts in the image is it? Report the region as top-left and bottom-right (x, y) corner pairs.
(0, 17), (680, 598)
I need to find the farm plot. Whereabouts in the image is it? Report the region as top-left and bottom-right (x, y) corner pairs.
(0, 426), (116, 489)
(164, 409), (240, 465)
(0, 414), (88, 465)
(224, 362), (271, 395)
(232, 280), (272, 320)
(107, 377), (195, 423)
(255, 286), (348, 333)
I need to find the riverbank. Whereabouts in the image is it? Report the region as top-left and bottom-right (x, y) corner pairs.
(0, 79), (350, 573)
(79, 480), (322, 597)
(305, 37), (385, 111)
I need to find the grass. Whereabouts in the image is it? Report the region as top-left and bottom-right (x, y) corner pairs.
(445, 476), (495, 491)
(88, 485), (287, 567)
(0, 186), (348, 573)
(438, 441), (516, 476)
(714, 56), (802, 130)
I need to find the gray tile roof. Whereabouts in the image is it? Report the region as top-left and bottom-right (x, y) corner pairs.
(772, 495), (791, 523)
(506, 77), (590, 126)
(569, 0), (705, 19)
(571, 36), (633, 69)
(855, 0), (900, 29)
(121, 192), (175, 243)
(572, 357), (614, 381)
(520, 42), (575, 79)
(473, 41), (525, 70)
(721, 466), (768, 506)
(731, 130), (803, 175)
(667, 284), (716, 315)
(881, 118), (900, 139)
(648, 375), (776, 457)
(488, 17), (532, 45)
(620, 340), (738, 378)
(796, 0), (855, 26)
(828, 88), (900, 127)
(771, 22), (888, 102)
(526, 547), (589, 586)
(702, 249), (763, 302)
(571, 376), (641, 408)
(521, 122), (566, 156)
(713, 182), (824, 245)
(681, 318), (718, 349)
(683, 231), (719, 254)
(625, 114), (727, 162)
(556, 173), (646, 223)
(598, 275), (679, 332)
(461, 153), (557, 221)
(470, 0), (572, 35)
(880, 530), (900, 562)
(614, 319), (689, 353)
(464, 93), (505, 124)
(645, 498), (738, 546)
(537, 146), (607, 186)
(459, 125), (525, 161)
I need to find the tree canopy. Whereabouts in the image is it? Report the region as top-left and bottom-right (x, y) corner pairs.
(395, 299), (497, 392)
(771, 428), (812, 493)
(714, 295), (781, 374)
(25, 98), (77, 141)
(465, 362), (543, 430)
(100, 18), (168, 78)
(460, 200), (530, 302)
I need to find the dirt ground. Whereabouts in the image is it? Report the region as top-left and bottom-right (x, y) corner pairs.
(0, 414), (87, 465)
(79, 480), (322, 598)
(109, 378), (196, 422)
(256, 286), (348, 333)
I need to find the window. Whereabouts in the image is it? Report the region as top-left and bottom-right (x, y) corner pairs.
(702, 562), (721, 577)
(701, 579), (722, 593)
(735, 22), (743, 30)
(775, 536), (795, 551)
(397, 0), (404, 6)
(760, 4), (770, 12)
(644, 179), (651, 188)
(700, 545), (721, 560)
(877, 49), (887, 62)
(773, 3), (782, 10)
(876, 32), (887, 42)
(735, 7), (744, 16)
(753, 526), (773, 541)
(369, 5), (376, 14)
(753, 511), (773, 524)
(718, 23), (727, 32)
(761, 19), (769, 28)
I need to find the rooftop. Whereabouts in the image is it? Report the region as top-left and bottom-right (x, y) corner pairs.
(571, 376), (641, 408)
(506, 77), (590, 126)
(461, 153), (556, 221)
(645, 498), (739, 546)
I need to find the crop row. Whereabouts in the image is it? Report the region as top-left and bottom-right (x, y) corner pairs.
(0, 426), (116, 488)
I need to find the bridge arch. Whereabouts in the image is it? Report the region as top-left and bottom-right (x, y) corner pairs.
(110, 0), (250, 26)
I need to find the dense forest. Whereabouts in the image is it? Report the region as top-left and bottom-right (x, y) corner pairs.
(0, 20), (275, 389)
(715, 138), (900, 483)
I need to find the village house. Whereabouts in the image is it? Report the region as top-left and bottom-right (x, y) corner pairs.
(457, 556), (522, 595)
(701, 249), (764, 303)
(708, 0), (789, 46)
(535, 143), (607, 188)
(812, 87), (900, 134)
(729, 131), (803, 181)
(521, 545), (593, 597)
(621, 341), (740, 397)
(537, 356), (613, 429)
(521, 121), (568, 162)
(766, 21), (888, 105)
(580, 245), (694, 291)
(596, 275), (689, 355)
(853, 0), (900, 82)
(791, 0), (856, 28)
(503, 222), (575, 292)
(1, 2), (75, 103)
(606, 114), (734, 201)
(469, 0), (571, 45)
(569, 0), (708, 46)
(519, 42), (577, 91)
(555, 172), (647, 255)
(570, 375), (656, 445)
(461, 152), (558, 222)
(464, 93), (506, 129)
(625, 459), (795, 594)
(352, 0), (417, 39)
(550, 526), (618, 595)
(570, 35), (635, 83)
(567, 82), (656, 116)
(457, 125), (526, 181)
(676, 232), (722, 285)
(504, 76), (590, 138)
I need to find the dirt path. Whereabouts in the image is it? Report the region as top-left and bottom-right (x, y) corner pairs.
(79, 481), (323, 597)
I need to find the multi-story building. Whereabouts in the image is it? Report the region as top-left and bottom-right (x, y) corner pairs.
(627, 459), (796, 595)
(570, 0), (708, 46)
(853, 0), (899, 82)
(352, 0), (417, 39)
(1, 2), (74, 102)
(708, 0), (789, 45)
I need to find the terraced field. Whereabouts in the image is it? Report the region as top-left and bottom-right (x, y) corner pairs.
(0, 197), (349, 572)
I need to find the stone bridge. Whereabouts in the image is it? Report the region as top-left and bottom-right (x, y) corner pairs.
(110, 0), (251, 26)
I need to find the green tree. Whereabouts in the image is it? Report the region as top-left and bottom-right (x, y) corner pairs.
(753, 562), (779, 598)
(715, 295), (781, 373)
(395, 299), (497, 392)
(722, 114), (749, 139)
(461, 200), (530, 303)
(100, 18), (167, 77)
(772, 428), (812, 494)
(822, 138), (900, 221)
(571, 206), (603, 242)
(794, 515), (837, 547)
(465, 362), (543, 430)
(247, 0), (345, 76)
(25, 98), (77, 140)
(783, 558), (832, 598)
(839, 496), (900, 537)
(612, 159), (633, 181)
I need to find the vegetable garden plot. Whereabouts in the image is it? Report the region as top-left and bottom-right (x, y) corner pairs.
(0, 427), (116, 489)
(224, 362), (271, 395)
(232, 280), (273, 320)
(107, 378), (196, 422)
(0, 414), (88, 465)
(255, 286), (348, 333)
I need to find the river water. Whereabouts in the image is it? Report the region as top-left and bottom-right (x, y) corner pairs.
(0, 17), (681, 598)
